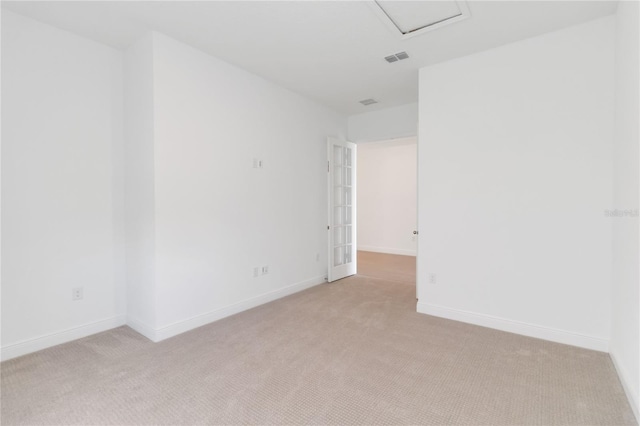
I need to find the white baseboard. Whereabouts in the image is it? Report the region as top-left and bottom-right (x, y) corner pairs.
(131, 275), (326, 343)
(358, 246), (416, 257)
(610, 350), (640, 423)
(2, 277), (326, 360)
(126, 316), (158, 342)
(0, 315), (127, 361)
(417, 302), (608, 352)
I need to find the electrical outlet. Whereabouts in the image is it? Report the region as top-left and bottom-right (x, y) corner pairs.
(429, 274), (437, 284)
(253, 267), (260, 277)
(72, 287), (83, 301)
(261, 265), (269, 275)
(252, 158), (264, 169)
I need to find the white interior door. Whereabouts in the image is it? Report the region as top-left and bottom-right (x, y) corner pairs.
(328, 137), (357, 282)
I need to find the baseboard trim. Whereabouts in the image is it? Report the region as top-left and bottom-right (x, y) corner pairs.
(610, 350), (640, 423)
(0, 315), (127, 361)
(151, 275), (326, 342)
(358, 246), (416, 257)
(126, 316), (158, 342)
(416, 302), (608, 352)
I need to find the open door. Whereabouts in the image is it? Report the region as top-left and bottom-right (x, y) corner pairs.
(327, 137), (357, 282)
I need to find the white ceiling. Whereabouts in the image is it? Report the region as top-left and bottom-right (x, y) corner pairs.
(2, 1), (618, 115)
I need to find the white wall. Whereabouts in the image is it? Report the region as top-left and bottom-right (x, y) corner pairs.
(1, 11), (126, 359)
(125, 32), (347, 340)
(348, 102), (417, 143)
(357, 137), (417, 256)
(417, 17), (615, 352)
(1, 14), (346, 356)
(610, 1), (639, 420)
(124, 33), (157, 336)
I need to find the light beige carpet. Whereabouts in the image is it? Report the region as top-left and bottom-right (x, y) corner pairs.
(1, 252), (636, 425)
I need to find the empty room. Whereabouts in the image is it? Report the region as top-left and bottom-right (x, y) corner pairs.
(1, 1), (638, 425)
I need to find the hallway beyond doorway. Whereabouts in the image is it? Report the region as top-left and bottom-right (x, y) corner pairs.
(357, 250), (416, 285)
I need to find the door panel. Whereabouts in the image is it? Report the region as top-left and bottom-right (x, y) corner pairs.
(328, 138), (357, 282)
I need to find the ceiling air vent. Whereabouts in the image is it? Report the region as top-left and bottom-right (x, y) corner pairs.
(359, 98), (378, 106)
(385, 51), (410, 63)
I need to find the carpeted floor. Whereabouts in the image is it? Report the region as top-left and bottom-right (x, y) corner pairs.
(1, 251), (636, 425)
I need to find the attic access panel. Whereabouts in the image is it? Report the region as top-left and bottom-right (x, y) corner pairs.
(370, 0), (470, 39)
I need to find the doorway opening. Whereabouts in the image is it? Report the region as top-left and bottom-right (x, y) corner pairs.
(355, 136), (418, 286)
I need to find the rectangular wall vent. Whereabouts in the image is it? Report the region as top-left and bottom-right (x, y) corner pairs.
(384, 55), (398, 63)
(359, 98), (378, 106)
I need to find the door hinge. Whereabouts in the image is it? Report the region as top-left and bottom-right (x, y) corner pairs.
(327, 225), (330, 230)
(327, 161), (330, 172)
